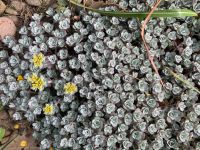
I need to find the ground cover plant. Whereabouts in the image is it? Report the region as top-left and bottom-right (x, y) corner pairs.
(0, 0), (200, 149)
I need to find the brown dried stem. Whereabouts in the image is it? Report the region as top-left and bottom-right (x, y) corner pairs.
(141, 0), (164, 85)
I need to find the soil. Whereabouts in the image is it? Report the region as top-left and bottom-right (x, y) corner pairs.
(0, 109), (39, 150)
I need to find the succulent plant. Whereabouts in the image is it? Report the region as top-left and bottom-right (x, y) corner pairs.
(0, 1), (200, 149)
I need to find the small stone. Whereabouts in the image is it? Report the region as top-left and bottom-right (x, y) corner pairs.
(6, 15), (19, 25)
(25, 0), (54, 7)
(0, 17), (16, 40)
(11, 1), (26, 12)
(5, 8), (18, 15)
(0, 0), (6, 14)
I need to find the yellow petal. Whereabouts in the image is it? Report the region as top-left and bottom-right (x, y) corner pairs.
(17, 75), (24, 81)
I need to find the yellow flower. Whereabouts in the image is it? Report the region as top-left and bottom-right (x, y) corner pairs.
(17, 75), (24, 81)
(28, 73), (46, 91)
(14, 123), (20, 129)
(20, 140), (28, 148)
(32, 52), (45, 68)
(43, 104), (54, 115)
(64, 82), (78, 94)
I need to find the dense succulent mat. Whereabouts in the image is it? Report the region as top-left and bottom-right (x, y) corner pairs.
(0, 0), (200, 149)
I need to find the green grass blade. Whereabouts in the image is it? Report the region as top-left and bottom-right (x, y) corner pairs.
(0, 128), (5, 141)
(69, 0), (197, 18)
(166, 67), (200, 94)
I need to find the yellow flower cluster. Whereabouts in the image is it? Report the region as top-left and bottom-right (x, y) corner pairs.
(28, 73), (46, 91)
(43, 104), (54, 115)
(32, 53), (45, 68)
(64, 82), (78, 94)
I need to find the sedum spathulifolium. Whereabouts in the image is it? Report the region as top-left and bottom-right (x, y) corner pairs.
(0, 1), (200, 149)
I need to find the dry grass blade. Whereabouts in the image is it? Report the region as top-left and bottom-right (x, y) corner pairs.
(141, 0), (164, 85)
(0, 134), (18, 150)
(166, 67), (200, 94)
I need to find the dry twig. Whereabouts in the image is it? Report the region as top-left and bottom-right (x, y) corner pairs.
(141, 0), (164, 85)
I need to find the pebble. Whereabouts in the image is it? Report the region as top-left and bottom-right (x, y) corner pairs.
(6, 15), (19, 25)
(11, 0), (26, 12)
(5, 7), (18, 15)
(0, 17), (16, 40)
(25, 0), (54, 7)
(0, 0), (6, 14)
